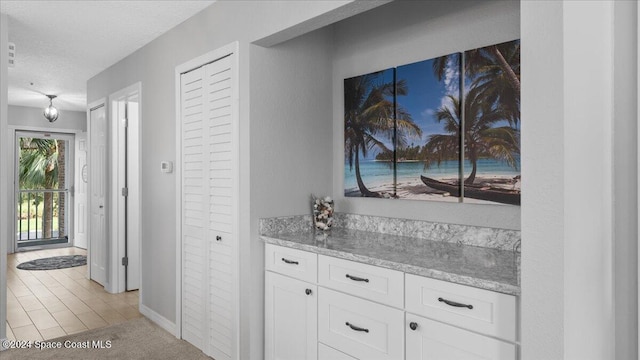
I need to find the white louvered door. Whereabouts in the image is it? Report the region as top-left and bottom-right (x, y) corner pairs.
(181, 66), (207, 351)
(180, 51), (237, 360)
(205, 55), (235, 360)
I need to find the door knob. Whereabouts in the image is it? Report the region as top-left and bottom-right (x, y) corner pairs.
(409, 322), (418, 331)
(305, 289), (312, 295)
(216, 235), (222, 241)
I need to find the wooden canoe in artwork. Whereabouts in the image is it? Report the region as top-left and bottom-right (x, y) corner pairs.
(420, 176), (520, 206)
(420, 176), (461, 197)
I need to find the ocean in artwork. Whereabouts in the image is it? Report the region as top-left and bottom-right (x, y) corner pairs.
(344, 158), (520, 200)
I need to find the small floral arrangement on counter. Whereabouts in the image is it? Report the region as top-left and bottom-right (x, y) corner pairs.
(311, 194), (334, 231)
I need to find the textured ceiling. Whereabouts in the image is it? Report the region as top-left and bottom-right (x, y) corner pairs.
(1, 0), (215, 111)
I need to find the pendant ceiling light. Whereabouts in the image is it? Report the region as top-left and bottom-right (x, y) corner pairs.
(43, 94), (59, 122)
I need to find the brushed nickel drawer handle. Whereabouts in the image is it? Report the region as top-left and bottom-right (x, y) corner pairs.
(345, 274), (369, 282)
(281, 258), (299, 265)
(345, 322), (369, 333)
(438, 297), (473, 309)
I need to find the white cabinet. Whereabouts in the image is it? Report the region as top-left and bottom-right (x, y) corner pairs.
(406, 314), (516, 360)
(265, 271), (317, 360)
(264, 244), (519, 360)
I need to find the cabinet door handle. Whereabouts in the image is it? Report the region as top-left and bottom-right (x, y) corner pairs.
(305, 289), (312, 295)
(216, 235), (222, 241)
(345, 274), (369, 282)
(409, 322), (418, 331)
(281, 258), (299, 265)
(438, 297), (473, 309)
(345, 322), (369, 333)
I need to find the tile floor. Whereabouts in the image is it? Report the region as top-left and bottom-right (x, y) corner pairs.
(6, 247), (140, 341)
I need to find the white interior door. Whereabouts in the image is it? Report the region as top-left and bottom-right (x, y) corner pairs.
(89, 104), (107, 286)
(74, 132), (88, 249)
(109, 83), (141, 293)
(126, 97), (140, 291)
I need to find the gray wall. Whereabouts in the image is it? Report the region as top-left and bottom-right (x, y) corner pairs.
(86, 2), (368, 359)
(249, 26), (334, 359)
(331, 0), (521, 230)
(8, 105), (86, 131)
(83, 1), (640, 359)
(613, 1), (638, 359)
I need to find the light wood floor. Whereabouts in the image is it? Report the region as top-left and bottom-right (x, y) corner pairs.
(6, 247), (140, 341)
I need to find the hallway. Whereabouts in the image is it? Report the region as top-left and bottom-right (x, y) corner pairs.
(6, 247), (140, 341)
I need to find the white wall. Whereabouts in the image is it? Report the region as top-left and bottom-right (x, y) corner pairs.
(331, 0), (521, 230)
(8, 105), (86, 132)
(0, 12), (9, 344)
(522, 1), (638, 359)
(563, 2), (614, 358)
(521, 2), (564, 358)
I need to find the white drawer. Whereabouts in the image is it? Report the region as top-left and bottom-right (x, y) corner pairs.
(318, 343), (358, 360)
(405, 274), (516, 342)
(406, 313), (516, 360)
(318, 255), (404, 308)
(265, 244), (317, 283)
(318, 288), (404, 360)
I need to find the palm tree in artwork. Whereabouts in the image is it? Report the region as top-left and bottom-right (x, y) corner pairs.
(466, 41), (520, 124)
(419, 95), (461, 176)
(422, 87), (519, 185)
(19, 138), (60, 238)
(344, 73), (421, 197)
(433, 40), (520, 123)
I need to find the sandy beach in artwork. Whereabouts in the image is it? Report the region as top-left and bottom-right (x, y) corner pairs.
(345, 174), (520, 204)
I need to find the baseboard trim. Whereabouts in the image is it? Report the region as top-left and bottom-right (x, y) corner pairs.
(139, 304), (177, 337)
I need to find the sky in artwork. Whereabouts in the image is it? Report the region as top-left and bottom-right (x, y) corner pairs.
(358, 54), (461, 160)
(396, 54), (460, 146)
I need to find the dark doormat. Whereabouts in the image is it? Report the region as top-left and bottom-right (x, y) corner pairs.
(17, 255), (87, 270)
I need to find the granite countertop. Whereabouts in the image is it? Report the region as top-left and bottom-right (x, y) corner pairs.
(261, 227), (520, 296)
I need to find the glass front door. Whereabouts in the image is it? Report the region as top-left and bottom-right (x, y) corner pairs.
(15, 131), (74, 249)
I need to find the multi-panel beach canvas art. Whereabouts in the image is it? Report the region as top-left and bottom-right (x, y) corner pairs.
(461, 39), (521, 205)
(344, 69), (396, 198)
(395, 55), (461, 202)
(344, 39), (520, 206)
